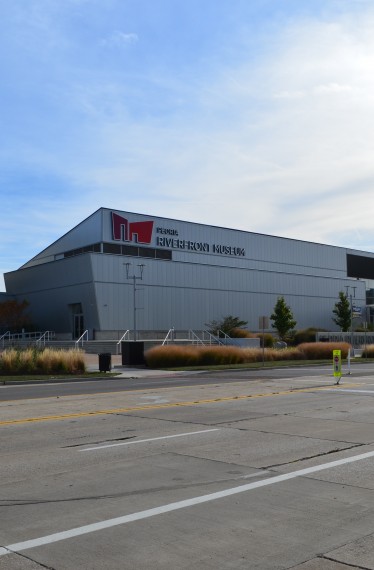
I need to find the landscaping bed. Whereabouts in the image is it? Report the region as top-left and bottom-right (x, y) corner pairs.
(145, 342), (351, 368)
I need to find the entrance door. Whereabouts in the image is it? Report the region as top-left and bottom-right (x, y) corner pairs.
(73, 313), (84, 339)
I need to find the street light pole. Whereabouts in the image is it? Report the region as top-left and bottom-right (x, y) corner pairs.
(124, 263), (145, 341)
(345, 285), (357, 344)
(345, 285), (356, 361)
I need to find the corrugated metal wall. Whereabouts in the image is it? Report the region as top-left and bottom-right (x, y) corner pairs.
(4, 208), (369, 335)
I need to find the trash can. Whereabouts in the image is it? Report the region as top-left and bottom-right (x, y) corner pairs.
(121, 342), (145, 366)
(98, 353), (112, 372)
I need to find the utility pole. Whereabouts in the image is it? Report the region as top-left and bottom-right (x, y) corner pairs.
(345, 285), (356, 361)
(124, 263), (145, 341)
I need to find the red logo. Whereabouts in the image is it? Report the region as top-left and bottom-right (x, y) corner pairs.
(112, 212), (154, 244)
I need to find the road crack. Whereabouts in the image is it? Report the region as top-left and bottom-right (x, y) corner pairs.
(261, 443), (365, 469)
(62, 435), (136, 448)
(2, 549), (56, 569)
(321, 554), (372, 569)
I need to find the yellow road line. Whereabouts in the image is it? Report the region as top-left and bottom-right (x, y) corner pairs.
(0, 383), (363, 426)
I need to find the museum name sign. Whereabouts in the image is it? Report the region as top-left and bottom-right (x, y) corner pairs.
(156, 236), (246, 257)
(111, 213), (245, 257)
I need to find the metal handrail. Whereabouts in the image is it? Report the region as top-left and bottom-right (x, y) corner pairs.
(202, 330), (224, 345)
(0, 331), (10, 348)
(162, 329), (224, 346)
(3, 331), (47, 340)
(218, 329), (231, 340)
(116, 330), (131, 353)
(36, 331), (55, 346)
(162, 328), (175, 345)
(75, 329), (88, 349)
(188, 330), (204, 345)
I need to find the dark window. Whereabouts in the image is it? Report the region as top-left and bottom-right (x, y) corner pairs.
(156, 249), (172, 260)
(347, 254), (374, 279)
(63, 242), (172, 260)
(64, 243), (101, 257)
(82, 243), (100, 253)
(64, 247), (83, 258)
(91, 242), (101, 252)
(122, 245), (138, 256)
(103, 243), (121, 254)
(138, 247), (156, 258)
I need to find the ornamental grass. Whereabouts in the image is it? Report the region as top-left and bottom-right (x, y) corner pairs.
(144, 342), (350, 368)
(297, 342), (350, 359)
(362, 344), (374, 358)
(0, 348), (36, 373)
(0, 348), (86, 375)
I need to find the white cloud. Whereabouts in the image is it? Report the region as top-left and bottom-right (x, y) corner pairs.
(273, 90), (306, 99)
(100, 31), (139, 48)
(3, 3), (374, 293)
(314, 83), (353, 94)
(84, 8), (374, 250)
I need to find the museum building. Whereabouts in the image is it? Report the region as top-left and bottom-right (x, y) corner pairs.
(3, 207), (374, 339)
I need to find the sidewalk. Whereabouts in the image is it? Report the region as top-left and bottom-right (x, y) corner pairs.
(84, 353), (183, 378)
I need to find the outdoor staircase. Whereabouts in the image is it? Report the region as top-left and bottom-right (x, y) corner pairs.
(0, 329), (229, 355)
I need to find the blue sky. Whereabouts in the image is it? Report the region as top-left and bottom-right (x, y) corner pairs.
(1, 0), (374, 290)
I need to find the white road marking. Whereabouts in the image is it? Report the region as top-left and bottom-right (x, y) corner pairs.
(138, 395), (170, 404)
(238, 470), (271, 479)
(2, 448), (374, 557)
(80, 428), (221, 451)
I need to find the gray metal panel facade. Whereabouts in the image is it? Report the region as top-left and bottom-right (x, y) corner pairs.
(20, 210), (104, 268)
(3, 207), (370, 336)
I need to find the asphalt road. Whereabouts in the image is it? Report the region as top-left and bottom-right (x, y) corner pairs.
(1, 366), (374, 569)
(2, 361), (374, 401)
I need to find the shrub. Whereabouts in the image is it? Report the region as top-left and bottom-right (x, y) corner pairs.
(271, 347), (305, 361)
(0, 348), (38, 373)
(294, 328), (323, 345)
(230, 328), (253, 338)
(0, 348), (86, 375)
(361, 344), (374, 358)
(230, 329), (275, 348)
(0, 349), (19, 373)
(240, 348), (263, 362)
(145, 345), (249, 367)
(297, 342), (350, 359)
(64, 350), (86, 373)
(205, 315), (248, 336)
(145, 346), (200, 368)
(256, 332), (275, 348)
(144, 342), (351, 368)
(18, 349), (36, 373)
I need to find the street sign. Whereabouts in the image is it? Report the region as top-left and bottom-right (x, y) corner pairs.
(352, 305), (362, 318)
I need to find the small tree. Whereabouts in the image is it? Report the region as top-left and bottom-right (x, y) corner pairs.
(0, 299), (31, 333)
(205, 315), (248, 337)
(332, 291), (351, 332)
(270, 296), (297, 341)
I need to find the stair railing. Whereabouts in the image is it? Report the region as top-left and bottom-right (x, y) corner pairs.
(188, 330), (204, 345)
(75, 330), (88, 349)
(0, 331), (10, 348)
(162, 328), (175, 345)
(36, 331), (55, 347)
(202, 330), (225, 345)
(116, 330), (131, 353)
